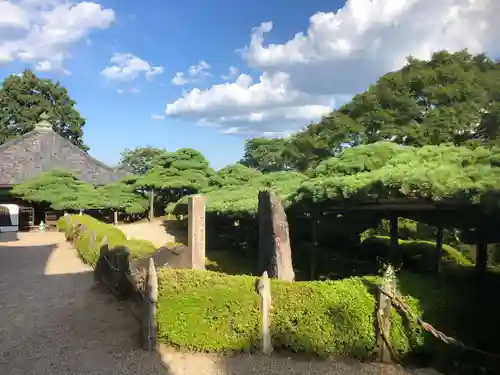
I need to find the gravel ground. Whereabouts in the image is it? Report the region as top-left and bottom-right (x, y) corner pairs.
(117, 221), (177, 248)
(0, 231), (168, 375)
(0, 231), (435, 375)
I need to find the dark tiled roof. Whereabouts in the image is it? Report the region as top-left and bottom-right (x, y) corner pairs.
(0, 127), (130, 186)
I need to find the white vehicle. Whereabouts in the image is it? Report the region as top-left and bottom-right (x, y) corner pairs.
(0, 204), (19, 233)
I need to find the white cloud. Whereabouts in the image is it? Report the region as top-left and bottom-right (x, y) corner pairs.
(151, 113), (165, 120)
(101, 53), (164, 81)
(0, 0), (115, 72)
(171, 60), (211, 86)
(165, 0), (500, 136)
(171, 72), (189, 86)
(116, 87), (140, 94)
(221, 66), (239, 80)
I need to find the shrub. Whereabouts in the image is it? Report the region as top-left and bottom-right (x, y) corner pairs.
(124, 239), (157, 260)
(156, 269), (427, 357)
(157, 268), (500, 359)
(57, 214), (157, 266)
(359, 236), (471, 273)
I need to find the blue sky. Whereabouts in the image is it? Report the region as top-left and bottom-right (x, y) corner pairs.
(0, 0), (497, 169)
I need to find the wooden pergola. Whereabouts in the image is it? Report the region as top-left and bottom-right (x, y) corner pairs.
(288, 197), (500, 275)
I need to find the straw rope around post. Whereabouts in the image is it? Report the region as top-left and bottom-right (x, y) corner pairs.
(375, 264), (400, 364)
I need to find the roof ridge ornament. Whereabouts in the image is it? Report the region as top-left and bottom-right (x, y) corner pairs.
(35, 112), (53, 131)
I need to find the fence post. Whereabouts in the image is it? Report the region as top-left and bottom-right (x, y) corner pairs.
(257, 271), (272, 355)
(143, 257), (158, 351)
(71, 222), (77, 245)
(89, 231), (96, 251)
(376, 265), (396, 363)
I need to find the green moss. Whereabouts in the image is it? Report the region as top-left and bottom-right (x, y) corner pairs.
(157, 269), (260, 352)
(123, 239), (157, 260)
(205, 250), (255, 275)
(156, 269), (426, 357)
(359, 236), (472, 273)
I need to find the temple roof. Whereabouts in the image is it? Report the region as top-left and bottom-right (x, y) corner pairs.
(0, 114), (130, 186)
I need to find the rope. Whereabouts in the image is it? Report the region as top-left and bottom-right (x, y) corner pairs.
(376, 304), (403, 365)
(379, 287), (500, 359)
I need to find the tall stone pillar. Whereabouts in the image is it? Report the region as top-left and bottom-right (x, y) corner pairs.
(188, 195), (206, 270)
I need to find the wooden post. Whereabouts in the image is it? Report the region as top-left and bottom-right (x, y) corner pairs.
(149, 190), (155, 222)
(143, 257), (158, 351)
(188, 195), (206, 270)
(258, 190), (294, 281)
(89, 231), (96, 251)
(376, 265), (395, 363)
(476, 242), (488, 275)
(257, 271), (272, 355)
(435, 227), (443, 273)
(310, 215), (318, 280)
(71, 222), (77, 245)
(389, 214), (400, 267)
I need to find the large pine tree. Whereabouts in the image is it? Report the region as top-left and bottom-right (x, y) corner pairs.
(0, 69), (88, 150)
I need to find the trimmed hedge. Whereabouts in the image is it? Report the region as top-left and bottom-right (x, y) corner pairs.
(156, 269), (434, 358)
(359, 236), (471, 273)
(57, 214), (157, 266)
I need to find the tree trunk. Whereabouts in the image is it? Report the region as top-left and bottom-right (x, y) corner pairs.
(149, 190), (155, 222)
(389, 214), (400, 267)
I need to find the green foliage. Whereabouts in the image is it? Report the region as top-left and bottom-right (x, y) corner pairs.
(57, 214), (157, 266)
(205, 250), (256, 275)
(313, 142), (408, 177)
(277, 51), (500, 171)
(156, 269), (446, 357)
(170, 142), (500, 216)
(168, 171), (307, 215)
(240, 137), (290, 172)
(361, 218), (460, 245)
(119, 146), (167, 175)
(359, 236), (472, 273)
(0, 69), (88, 150)
(12, 169), (148, 213)
(210, 163), (263, 188)
(97, 182), (149, 214)
(123, 239), (158, 260)
(11, 169), (101, 210)
(297, 142), (500, 204)
(135, 148), (216, 202)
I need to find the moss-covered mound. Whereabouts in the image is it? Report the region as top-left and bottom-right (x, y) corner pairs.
(156, 269), (436, 357)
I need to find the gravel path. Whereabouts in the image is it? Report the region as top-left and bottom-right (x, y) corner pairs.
(0, 231), (433, 375)
(0, 231), (168, 375)
(117, 221), (177, 248)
